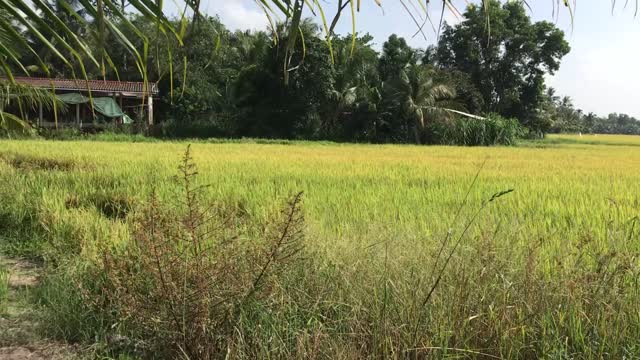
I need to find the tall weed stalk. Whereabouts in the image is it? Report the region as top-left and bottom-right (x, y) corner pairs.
(99, 145), (305, 359)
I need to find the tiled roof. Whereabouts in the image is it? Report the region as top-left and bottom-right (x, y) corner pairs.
(3, 77), (158, 95)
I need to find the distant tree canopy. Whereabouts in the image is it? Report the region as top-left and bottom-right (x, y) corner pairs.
(436, 0), (571, 134)
(544, 90), (640, 135)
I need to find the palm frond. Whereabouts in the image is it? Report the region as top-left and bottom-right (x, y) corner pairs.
(0, 111), (36, 136)
(428, 84), (456, 101)
(0, 81), (65, 112)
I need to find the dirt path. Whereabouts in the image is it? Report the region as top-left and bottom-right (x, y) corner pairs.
(0, 256), (79, 360)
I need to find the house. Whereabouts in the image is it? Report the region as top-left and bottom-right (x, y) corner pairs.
(4, 77), (159, 129)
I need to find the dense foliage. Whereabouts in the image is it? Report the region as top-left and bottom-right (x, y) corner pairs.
(7, 0), (613, 144)
(435, 0), (571, 135)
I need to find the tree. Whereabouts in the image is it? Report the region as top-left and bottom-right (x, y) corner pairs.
(322, 33), (379, 139)
(233, 19), (335, 139)
(378, 34), (419, 82)
(550, 96), (583, 133)
(436, 0), (570, 133)
(383, 64), (456, 144)
(0, 0), (627, 88)
(538, 89), (640, 135)
(1, 0), (632, 142)
(434, 69), (484, 116)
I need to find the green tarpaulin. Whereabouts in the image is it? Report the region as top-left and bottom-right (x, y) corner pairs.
(57, 93), (133, 124)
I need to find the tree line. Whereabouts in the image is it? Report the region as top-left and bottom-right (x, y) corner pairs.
(8, 0), (640, 143)
(543, 90), (640, 135)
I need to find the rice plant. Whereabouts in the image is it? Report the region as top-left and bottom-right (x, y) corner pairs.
(0, 265), (9, 314)
(1, 137), (639, 358)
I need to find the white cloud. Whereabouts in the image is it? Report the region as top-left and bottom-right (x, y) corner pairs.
(204, 1), (269, 31)
(550, 27), (640, 118)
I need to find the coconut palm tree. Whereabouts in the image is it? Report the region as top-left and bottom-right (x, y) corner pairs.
(384, 64), (456, 144)
(320, 34), (378, 137)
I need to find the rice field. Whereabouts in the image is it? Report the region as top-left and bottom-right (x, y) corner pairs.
(1, 135), (639, 358)
(540, 133), (640, 147)
(2, 136), (639, 252)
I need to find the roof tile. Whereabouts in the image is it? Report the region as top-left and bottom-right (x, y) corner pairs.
(3, 77), (158, 95)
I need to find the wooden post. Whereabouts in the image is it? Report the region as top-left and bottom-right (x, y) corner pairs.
(38, 102), (43, 127)
(147, 95), (153, 126)
(119, 93), (124, 125)
(76, 103), (80, 128)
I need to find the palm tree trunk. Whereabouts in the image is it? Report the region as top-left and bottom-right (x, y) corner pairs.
(414, 124), (422, 144)
(414, 113), (424, 144)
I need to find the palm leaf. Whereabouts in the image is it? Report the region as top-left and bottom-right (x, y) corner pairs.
(0, 81), (66, 112)
(0, 111), (35, 135)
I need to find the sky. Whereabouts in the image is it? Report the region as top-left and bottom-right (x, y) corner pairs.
(191, 0), (640, 118)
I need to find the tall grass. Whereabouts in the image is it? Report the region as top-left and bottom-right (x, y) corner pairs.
(0, 264), (8, 314)
(428, 114), (525, 146)
(0, 138), (639, 358)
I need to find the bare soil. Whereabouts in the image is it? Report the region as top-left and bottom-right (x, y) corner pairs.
(0, 256), (79, 360)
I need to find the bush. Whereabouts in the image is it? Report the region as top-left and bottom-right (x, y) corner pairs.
(157, 113), (238, 139)
(38, 128), (84, 140)
(427, 113), (526, 146)
(95, 146), (305, 358)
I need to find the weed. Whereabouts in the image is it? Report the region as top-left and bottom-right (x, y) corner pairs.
(97, 146), (305, 358)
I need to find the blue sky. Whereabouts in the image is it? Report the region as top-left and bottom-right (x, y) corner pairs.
(190, 1), (640, 118)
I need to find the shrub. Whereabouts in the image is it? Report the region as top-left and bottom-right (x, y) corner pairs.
(427, 113), (526, 146)
(38, 128), (84, 140)
(156, 114), (238, 139)
(96, 146), (305, 358)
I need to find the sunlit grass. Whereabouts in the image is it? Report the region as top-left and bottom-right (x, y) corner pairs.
(545, 133), (640, 146)
(1, 137), (639, 357)
(1, 138), (638, 251)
